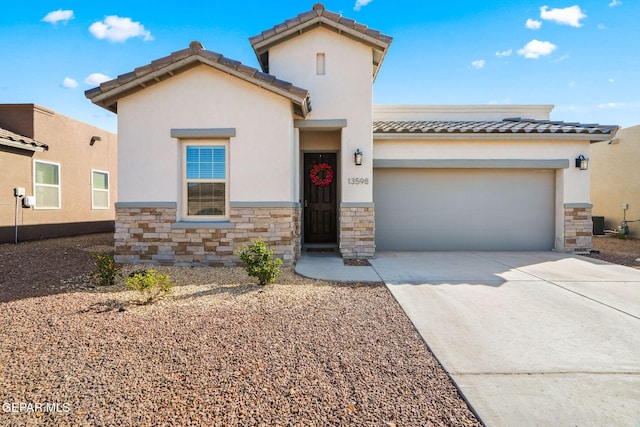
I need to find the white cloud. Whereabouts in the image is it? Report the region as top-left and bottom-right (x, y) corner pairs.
(526, 19), (542, 29)
(62, 77), (78, 88)
(597, 23), (606, 30)
(42, 9), (74, 25)
(353, 0), (373, 11)
(471, 60), (485, 69)
(84, 73), (112, 86)
(540, 5), (586, 27)
(89, 16), (153, 42)
(598, 102), (624, 109)
(609, 0), (622, 6)
(517, 40), (557, 59)
(496, 49), (512, 57)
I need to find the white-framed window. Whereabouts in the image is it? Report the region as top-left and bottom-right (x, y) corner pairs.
(92, 169), (110, 209)
(34, 160), (60, 209)
(183, 142), (229, 220)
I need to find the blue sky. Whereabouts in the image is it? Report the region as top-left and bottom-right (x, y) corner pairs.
(1, 1), (638, 134)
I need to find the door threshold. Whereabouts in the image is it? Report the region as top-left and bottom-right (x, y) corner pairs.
(302, 243), (338, 253)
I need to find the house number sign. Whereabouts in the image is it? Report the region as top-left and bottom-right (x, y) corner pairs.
(347, 178), (369, 185)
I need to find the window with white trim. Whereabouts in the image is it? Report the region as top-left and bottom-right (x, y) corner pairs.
(34, 160), (60, 209)
(92, 170), (109, 209)
(183, 142), (228, 219)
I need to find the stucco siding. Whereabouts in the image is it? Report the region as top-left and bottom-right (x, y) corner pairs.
(269, 27), (374, 203)
(373, 137), (591, 203)
(117, 66), (295, 205)
(591, 125), (640, 236)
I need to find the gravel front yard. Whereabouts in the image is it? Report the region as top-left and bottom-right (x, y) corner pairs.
(589, 234), (640, 268)
(0, 234), (481, 426)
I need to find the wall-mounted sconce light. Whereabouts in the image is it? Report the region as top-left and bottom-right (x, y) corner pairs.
(354, 148), (363, 166)
(90, 136), (102, 146)
(575, 155), (589, 170)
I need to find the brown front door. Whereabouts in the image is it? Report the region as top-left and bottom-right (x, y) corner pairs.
(304, 153), (337, 244)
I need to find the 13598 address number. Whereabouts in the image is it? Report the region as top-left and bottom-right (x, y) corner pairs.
(348, 178), (369, 185)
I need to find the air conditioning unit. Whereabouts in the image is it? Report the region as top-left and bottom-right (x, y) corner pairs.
(22, 196), (36, 208)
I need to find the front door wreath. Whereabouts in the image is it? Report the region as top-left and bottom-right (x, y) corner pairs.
(309, 163), (334, 187)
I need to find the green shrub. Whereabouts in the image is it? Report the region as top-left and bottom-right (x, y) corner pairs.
(92, 252), (121, 286)
(124, 269), (174, 303)
(235, 238), (283, 285)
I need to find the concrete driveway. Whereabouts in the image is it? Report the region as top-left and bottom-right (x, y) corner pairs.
(369, 251), (640, 427)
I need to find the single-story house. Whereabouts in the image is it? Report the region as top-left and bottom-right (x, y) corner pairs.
(591, 125), (640, 237)
(0, 104), (117, 243)
(86, 3), (618, 266)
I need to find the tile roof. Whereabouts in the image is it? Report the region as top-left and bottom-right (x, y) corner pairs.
(0, 127), (48, 151)
(373, 118), (619, 140)
(86, 41), (311, 117)
(249, 3), (392, 80)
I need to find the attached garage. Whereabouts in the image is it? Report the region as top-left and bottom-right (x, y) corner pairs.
(373, 167), (556, 251)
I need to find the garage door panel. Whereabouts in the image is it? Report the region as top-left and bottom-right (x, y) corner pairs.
(373, 169), (555, 251)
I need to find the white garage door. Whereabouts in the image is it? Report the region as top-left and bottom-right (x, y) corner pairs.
(374, 168), (555, 251)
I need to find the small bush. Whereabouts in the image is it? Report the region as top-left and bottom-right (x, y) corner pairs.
(235, 238), (283, 285)
(92, 252), (121, 286)
(125, 269), (174, 304)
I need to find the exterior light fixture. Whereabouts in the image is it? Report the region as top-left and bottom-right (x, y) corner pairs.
(90, 136), (102, 146)
(575, 155), (589, 170)
(354, 149), (363, 166)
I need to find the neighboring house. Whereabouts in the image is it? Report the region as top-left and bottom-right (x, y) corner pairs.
(591, 125), (640, 237)
(0, 104), (117, 243)
(86, 3), (617, 266)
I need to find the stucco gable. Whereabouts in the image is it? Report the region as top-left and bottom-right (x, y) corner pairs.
(85, 41), (311, 118)
(250, 3), (392, 80)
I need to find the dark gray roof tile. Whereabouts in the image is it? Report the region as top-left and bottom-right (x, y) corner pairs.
(373, 118), (619, 137)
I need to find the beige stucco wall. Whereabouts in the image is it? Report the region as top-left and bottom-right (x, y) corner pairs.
(268, 27), (374, 203)
(374, 137), (591, 202)
(116, 65), (296, 212)
(0, 104), (117, 231)
(591, 125), (640, 236)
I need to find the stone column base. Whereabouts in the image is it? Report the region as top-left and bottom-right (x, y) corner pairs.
(564, 204), (592, 253)
(339, 203), (375, 259)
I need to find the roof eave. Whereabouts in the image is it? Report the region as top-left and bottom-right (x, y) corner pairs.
(373, 132), (617, 142)
(0, 138), (48, 152)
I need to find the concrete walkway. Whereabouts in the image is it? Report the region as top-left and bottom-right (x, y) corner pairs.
(294, 252), (382, 282)
(369, 251), (640, 427)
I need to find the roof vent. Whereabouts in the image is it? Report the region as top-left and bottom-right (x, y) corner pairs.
(189, 41), (204, 52)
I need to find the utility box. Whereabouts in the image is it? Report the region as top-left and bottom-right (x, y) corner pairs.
(593, 216), (605, 235)
(22, 196), (36, 208)
(14, 187), (25, 197)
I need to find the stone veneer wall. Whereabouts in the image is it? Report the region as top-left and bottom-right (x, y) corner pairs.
(339, 203), (375, 259)
(114, 202), (300, 266)
(564, 203), (592, 253)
